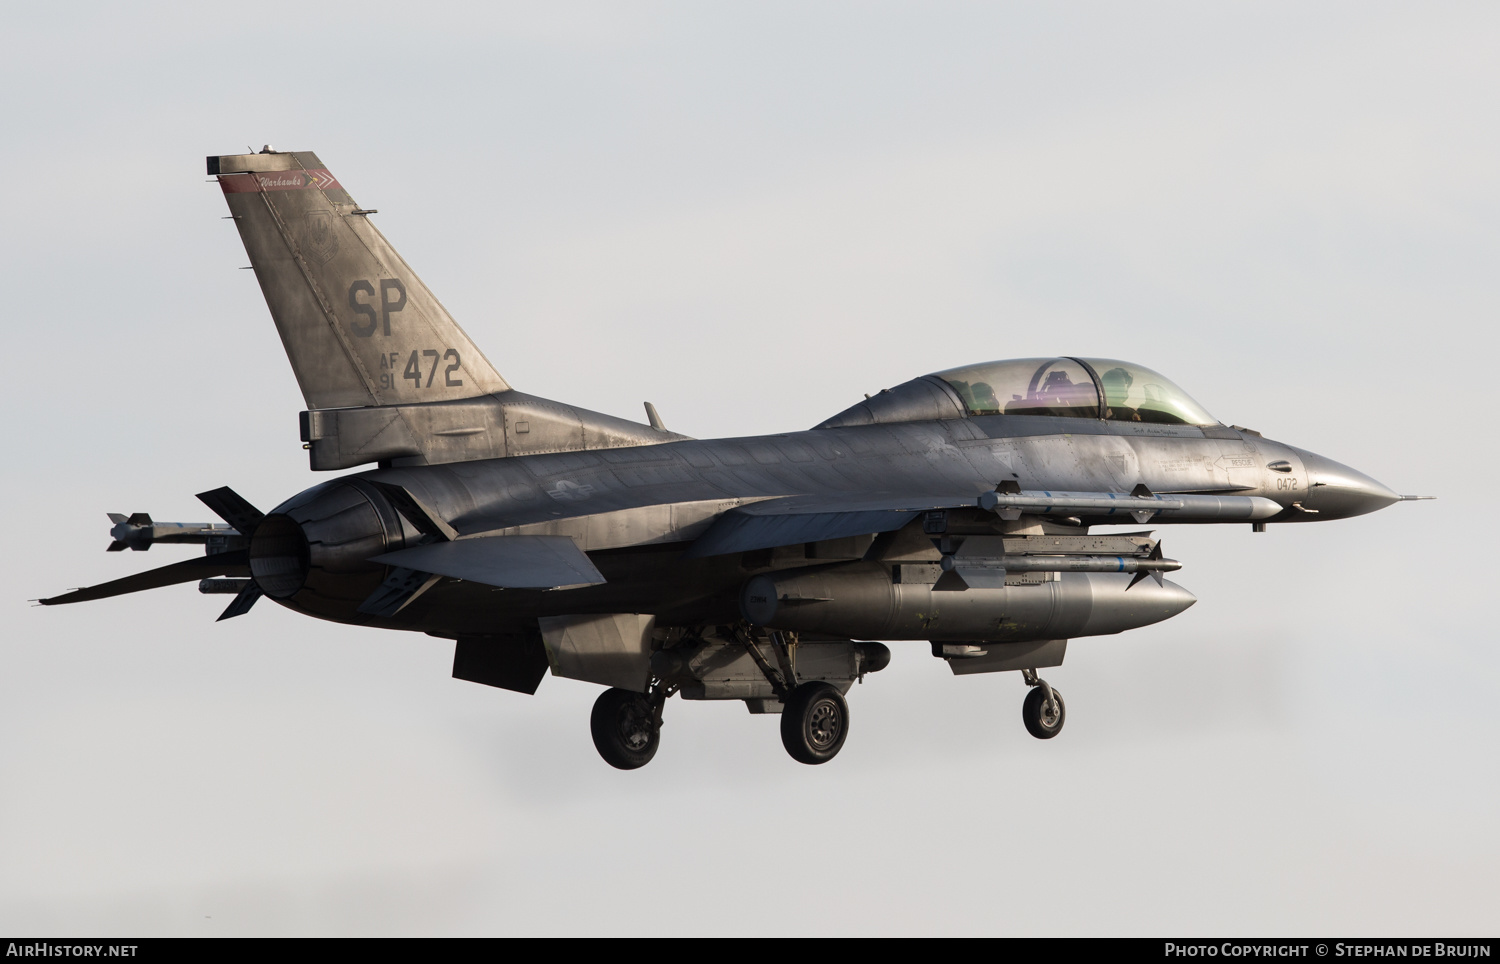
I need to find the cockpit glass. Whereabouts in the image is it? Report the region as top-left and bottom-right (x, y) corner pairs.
(937, 358), (1099, 418)
(1082, 358), (1216, 426)
(934, 357), (1216, 425)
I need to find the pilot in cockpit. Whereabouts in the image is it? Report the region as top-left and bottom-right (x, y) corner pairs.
(1101, 366), (1141, 421)
(969, 382), (1000, 413)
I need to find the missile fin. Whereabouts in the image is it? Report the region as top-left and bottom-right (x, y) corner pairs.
(932, 569), (969, 592)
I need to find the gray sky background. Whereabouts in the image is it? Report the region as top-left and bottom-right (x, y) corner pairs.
(2, 1), (1495, 936)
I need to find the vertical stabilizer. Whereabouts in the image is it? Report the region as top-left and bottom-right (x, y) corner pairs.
(211, 150), (508, 411)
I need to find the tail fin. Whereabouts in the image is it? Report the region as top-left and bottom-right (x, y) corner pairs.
(210, 150), (508, 411)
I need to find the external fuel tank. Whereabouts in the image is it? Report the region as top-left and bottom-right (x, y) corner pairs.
(740, 561), (1195, 642)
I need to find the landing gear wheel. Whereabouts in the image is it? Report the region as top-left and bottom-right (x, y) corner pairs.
(590, 688), (660, 770)
(780, 682), (849, 765)
(1022, 685), (1066, 740)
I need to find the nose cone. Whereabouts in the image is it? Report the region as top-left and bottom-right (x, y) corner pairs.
(1295, 449), (1400, 519)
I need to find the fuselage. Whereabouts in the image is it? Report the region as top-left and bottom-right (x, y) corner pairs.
(252, 411), (1396, 638)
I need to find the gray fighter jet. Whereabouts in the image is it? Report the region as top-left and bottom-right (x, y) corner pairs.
(40, 149), (1431, 769)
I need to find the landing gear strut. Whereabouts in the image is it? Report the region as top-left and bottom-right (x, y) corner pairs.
(590, 681), (675, 770)
(1021, 668), (1065, 740)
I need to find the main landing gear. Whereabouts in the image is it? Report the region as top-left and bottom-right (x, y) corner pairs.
(589, 679), (853, 769)
(780, 682), (849, 765)
(1021, 668), (1065, 739)
(590, 683), (674, 770)
(588, 629), (870, 769)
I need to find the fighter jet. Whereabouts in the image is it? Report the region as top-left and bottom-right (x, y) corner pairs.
(39, 149), (1431, 769)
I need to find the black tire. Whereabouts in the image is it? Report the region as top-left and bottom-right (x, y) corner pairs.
(590, 688), (660, 770)
(780, 682), (849, 765)
(1022, 686), (1066, 740)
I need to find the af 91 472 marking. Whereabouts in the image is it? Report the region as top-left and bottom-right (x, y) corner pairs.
(377, 349), (462, 390)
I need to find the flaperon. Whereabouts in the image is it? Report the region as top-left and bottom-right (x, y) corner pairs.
(39, 149), (1431, 769)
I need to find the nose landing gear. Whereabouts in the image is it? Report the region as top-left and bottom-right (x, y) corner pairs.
(1021, 668), (1065, 739)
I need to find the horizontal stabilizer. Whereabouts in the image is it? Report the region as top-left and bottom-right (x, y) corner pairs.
(686, 495), (978, 558)
(372, 536), (605, 590)
(39, 550), (250, 606)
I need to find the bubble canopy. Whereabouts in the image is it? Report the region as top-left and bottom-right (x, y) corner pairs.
(935, 357), (1217, 426)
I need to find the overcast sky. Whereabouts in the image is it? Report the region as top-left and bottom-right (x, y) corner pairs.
(2, 1), (1496, 936)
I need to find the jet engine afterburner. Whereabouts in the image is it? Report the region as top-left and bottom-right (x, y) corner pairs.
(249, 478), (412, 621)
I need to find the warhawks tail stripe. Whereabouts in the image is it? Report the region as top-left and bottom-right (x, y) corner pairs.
(219, 169), (341, 195)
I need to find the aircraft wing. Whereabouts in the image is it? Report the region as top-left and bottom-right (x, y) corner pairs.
(685, 495), (978, 558)
(371, 535), (606, 590)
